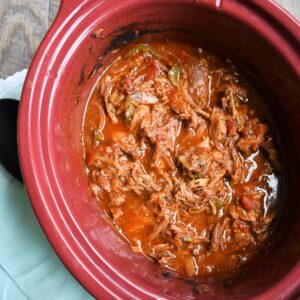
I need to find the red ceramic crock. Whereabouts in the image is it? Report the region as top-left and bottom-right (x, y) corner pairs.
(18, 0), (300, 299)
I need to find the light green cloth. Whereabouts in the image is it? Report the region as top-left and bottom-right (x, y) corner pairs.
(0, 72), (94, 300)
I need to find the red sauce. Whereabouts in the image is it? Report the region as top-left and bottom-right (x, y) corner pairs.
(83, 40), (281, 280)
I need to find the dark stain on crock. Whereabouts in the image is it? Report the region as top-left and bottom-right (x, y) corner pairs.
(80, 64), (85, 85)
(159, 270), (208, 295)
(87, 25), (162, 80)
(102, 28), (159, 57)
(88, 61), (103, 80)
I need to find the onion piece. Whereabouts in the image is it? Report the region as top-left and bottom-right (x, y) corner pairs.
(185, 255), (199, 276)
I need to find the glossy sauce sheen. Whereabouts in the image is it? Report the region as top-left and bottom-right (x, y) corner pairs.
(83, 41), (281, 280)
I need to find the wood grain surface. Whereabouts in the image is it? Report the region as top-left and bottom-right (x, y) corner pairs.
(0, 0), (59, 78)
(0, 0), (299, 79)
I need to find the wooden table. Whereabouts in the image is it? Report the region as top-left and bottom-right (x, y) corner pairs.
(0, 0), (299, 79)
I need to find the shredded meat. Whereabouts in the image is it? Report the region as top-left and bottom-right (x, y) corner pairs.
(128, 91), (158, 104)
(210, 107), (228, 143)
(99, 76), (118, 123)
(128, 162), (162, 195)
(111, 132), (141, 159)
(211, 218), (231, 252)
(237, 119), (268, 155)
(182, 58), (209, 107)
(84, 41), (281, 280)
(141, 104), (180, 151)
(169, 92), (207, 129)
(130, 105), (150, 131)
(175, 181), (203, 209)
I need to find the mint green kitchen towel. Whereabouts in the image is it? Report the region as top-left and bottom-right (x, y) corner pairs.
(0, 71), (94, 300)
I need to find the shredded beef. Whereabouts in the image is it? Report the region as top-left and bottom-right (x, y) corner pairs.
(84, 41), (281, 280)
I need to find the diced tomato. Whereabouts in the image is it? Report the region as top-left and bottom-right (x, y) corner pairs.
(240, 195), (256, 211)
(226, 119), (236, 135)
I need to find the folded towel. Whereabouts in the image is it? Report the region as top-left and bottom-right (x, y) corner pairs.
(0, 71), (93, 300)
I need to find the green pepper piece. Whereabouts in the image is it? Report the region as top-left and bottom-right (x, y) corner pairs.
(125, 44), (161, 59)
(215, 199), (223, 211)
(189, 173), (201, 180)
(94, 129), (103, 144)
(125, 98), (137, 121)
(168, 64), (181, 87)
(183, 236), (193, 243)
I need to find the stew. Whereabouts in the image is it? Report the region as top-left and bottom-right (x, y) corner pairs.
(83, 40), (281, 280)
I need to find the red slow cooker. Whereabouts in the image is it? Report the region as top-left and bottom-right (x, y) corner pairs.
(18, 0), (300, 299)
